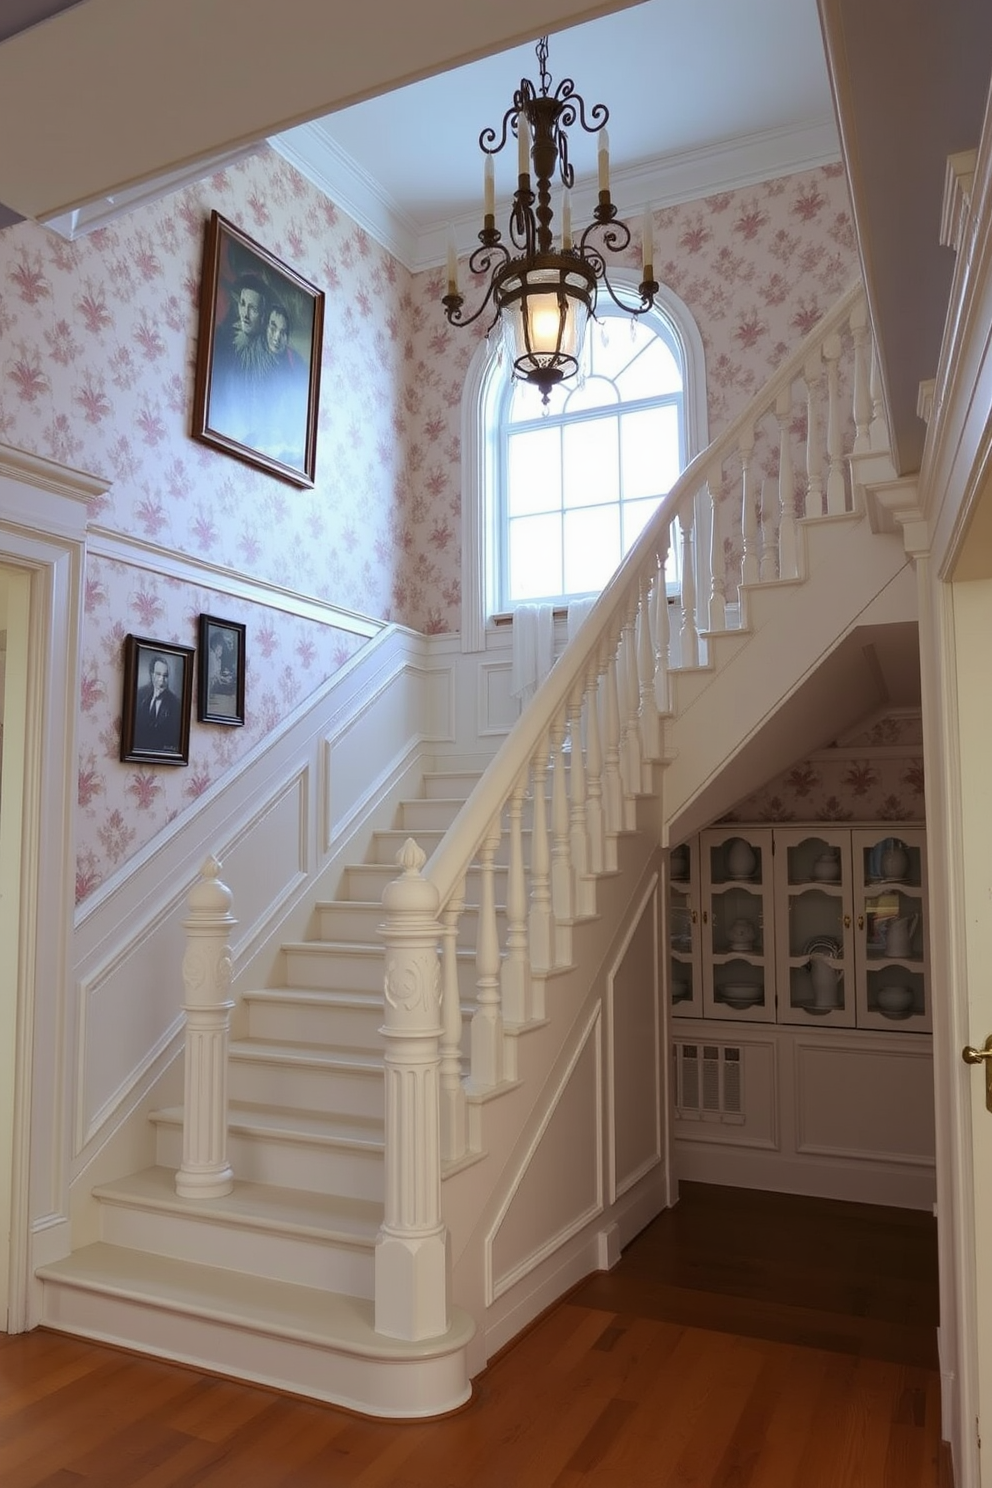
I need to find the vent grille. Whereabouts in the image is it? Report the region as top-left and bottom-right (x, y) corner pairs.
(675, 1041), (745, 1123)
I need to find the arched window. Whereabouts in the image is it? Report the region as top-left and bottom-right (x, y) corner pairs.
(460, 277), (708, 650)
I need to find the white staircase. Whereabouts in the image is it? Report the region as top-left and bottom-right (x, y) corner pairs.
(36, 279), (918, 1416)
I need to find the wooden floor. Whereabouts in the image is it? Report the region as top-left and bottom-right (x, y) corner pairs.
(0, 1183), (952, 1487)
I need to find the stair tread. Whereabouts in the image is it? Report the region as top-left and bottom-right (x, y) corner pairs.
(93, 1165), (382, 1239)
(229, 1039), (382, 1071)
(244, 986), (381, 1006)
(152, 1103), (385, 1147)
(37, 1242), (474, 1357)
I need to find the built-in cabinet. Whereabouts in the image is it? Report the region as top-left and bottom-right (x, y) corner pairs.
(668, 824), (934, 1210)
(669, 824), (930, 1033)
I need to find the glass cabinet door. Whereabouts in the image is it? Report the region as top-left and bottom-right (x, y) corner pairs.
(772, 828), (855, 1027)
(700, 828), (775, 1022)
(853, 828), (930, 1031)
(668, 841), (701, 1018)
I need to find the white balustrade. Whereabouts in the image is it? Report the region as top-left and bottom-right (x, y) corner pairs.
(439, 875), (468, 1162)
(804, 346), (824, 517)
(823, 331), (847, 515)
(567, 685), (596, 917)
(176, 857), (236, 1200)
(528, 740), (554, 973)
(740, 423), (759, 593)
(470, 820), (504, 1089)
(637, 571), (661, 783)
(500, 777), (532, 1024)
(550, 713), (575, 965)
(583, 658), (607, 875)
(776, 386), (799, 580)
(376, 838), (448, 1340)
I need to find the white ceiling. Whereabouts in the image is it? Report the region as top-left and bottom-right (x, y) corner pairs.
(272, 0), (840, 270)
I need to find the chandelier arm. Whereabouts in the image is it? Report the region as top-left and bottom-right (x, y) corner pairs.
(570, 94), (609, 135)
(576, 217), (632, 260)
(442, 275), (502, 331)
(595, 273), (657, 316)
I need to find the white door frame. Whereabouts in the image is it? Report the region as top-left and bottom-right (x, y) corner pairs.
(0, 445), (101, 1330)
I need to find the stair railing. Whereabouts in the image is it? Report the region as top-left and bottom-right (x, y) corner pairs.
(376, 279), (873, 1340)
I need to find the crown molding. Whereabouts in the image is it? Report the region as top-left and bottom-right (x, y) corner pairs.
(271, 114), (841, 274)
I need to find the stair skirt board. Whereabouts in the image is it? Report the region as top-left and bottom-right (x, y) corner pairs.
(37, 1245), (475, 1420)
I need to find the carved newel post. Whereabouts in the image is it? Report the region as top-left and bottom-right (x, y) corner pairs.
(375, 837), (449, 1341)
(175, 856), (236, 1199)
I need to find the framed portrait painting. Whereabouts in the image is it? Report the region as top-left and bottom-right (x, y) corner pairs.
(198, 614), (246, 726)
(120, 635), (195, 765)
(192, 211), (324, 487)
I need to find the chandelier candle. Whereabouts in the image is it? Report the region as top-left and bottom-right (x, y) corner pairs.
(441, 34), (660, 403)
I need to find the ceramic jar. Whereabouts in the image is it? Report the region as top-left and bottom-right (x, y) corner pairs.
(726, 837), (757, 879)
(880, 840), (909, 880)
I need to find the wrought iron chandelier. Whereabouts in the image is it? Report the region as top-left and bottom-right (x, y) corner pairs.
(442, 36), (659, 403)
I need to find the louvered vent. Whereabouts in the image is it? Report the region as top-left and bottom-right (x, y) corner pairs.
(675, 1042), (744, 1122)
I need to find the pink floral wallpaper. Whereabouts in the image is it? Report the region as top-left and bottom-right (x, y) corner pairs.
(0, 144), (859, 901)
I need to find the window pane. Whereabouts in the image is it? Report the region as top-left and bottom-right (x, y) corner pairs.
(620, 405), (681, 500)
(507, 427), (562, 516)
(564, 505), (621, 593)
(508, 377), (567, 423)
(562, 416), (619, 509)
(509, 512), (562, 600)
(622, 495), (663, 553)
(589, 316), (657, 380)
(616, 338), (683, 399)
(563, 375), (619, 415)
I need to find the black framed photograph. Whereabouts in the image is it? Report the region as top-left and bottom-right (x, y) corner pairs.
(198, 614), (246, 726)
(192, 210), (324, 487)
(120, 635), (194, 765)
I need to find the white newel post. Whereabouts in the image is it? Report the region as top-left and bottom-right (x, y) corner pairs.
(176, 857), (236, 1199)
(376, 838), (449, 1341)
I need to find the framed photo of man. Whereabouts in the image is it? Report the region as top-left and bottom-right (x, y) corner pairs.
(191, 211), (324, 488)
(198, 614), (246, 726)
(120, 636), (195, 765)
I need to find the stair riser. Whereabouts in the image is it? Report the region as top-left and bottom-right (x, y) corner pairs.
(371, 831), (526, 869)
(228, 1057), (384, 1118)
(343, 862), (507, 903)
(154, 1126), (384, 1200)
(283, 946), (385, 993)
(422, 773), (482, 801)
(97, 1202), (374, 1297)
(315, 902), (504, 950)
(245, 996), (384, 1046)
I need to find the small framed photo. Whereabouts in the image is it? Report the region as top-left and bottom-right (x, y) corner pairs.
(198, 614), (246, 726)
(120, 635), (194, 765)
(192, 210), (324, 487)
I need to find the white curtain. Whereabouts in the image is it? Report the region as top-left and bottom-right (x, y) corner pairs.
(511, 603), (556, 705)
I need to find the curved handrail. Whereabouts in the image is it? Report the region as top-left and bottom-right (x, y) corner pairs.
(422, 279), (866, 906)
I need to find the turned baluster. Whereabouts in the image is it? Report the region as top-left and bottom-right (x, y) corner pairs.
(654, 529), (672, 715)
(706, 464), (726, 633)
(601, 637), (624, 846)
(759, 478), (778, 582)
(869, 339), (886, 449)
(567, 684), (595, 917)
(804, 346), (824, 517)
(500, 775), (532, 1026)
(776, 386), (799, 580)
(439, 875), (468, 1162)
(470, 818), (503, 1089)
(620, 600), (642, 816)
(850, 298), (872, 455)
(376, 838), (447, 1340)
(823, 332), (846, 514)
(528, 738), (554, 975)
(637, 570), (660, 781)
(740, 423), (759, 595)
(679, 494), (700, 665)
(583, 658), (607, 876)
(550, 712), (574, 966)
(176, 857), (236, 1199)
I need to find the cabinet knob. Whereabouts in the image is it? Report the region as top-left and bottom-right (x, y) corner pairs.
(843, 914), (851, 929)
(857, 914), (864, 930)
(691, 910), (697, 924)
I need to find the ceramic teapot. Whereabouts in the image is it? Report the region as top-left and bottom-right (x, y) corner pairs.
(809, 956), (842, 1010)
(883, 914), (919, 958)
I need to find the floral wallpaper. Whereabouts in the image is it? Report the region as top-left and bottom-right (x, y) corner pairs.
(0, 144), (859, 901)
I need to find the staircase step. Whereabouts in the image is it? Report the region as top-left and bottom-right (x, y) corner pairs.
(36, 1244), (474, 1417)
(151, 1103), (385, 1199)
(229, 1039), (384, 1117)
(93, 1166), (380, 1295)
(244, 987), (384, 1046)
(397, 797), (468, 832)
(314, 899), (504, 949)
(341, 859), (508, 904)
(371, 827), (527, 870)
(281, 939), (476, 994)
(421, 769), (484, 801)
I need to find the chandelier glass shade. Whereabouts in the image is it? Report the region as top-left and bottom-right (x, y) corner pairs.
(442, 36), (659, 402)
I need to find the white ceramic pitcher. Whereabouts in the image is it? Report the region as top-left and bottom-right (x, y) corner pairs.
(883, 914), (919, 958)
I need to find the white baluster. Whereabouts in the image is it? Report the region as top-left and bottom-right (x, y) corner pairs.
(583, 659), (607, 876)
(439, 876), (468, 1162)
(706, 464), (726, 633)
(654, 531), (672, 716)
(850, 298), (872, 454)
(740, 424), (758, 596)
(869, 338), (887, 450)
(804, 346), (824, 517)
(528, 739), (555, 974)
(567, 684), (596, 918)
(759, 477), (778, 582)
(602, 638), (624, 850)
(620, 601), (641, 820)
(176, 856), (236, 1199)
(776, 386), (799, 580)
(500, 777), (531, 1025)
(637, 570), (660, 782)
(823, 332), (846, 515)
(679, 494), (700, 666)
(470, 819), (503, 1089)
(376, 838), (447, 1341)
(550, 712), (574, 965)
